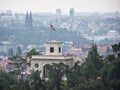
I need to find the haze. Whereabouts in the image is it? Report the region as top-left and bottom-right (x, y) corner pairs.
(0, 0), (120, 13)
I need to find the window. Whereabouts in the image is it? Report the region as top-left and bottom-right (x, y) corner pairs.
(34, 63), (39, 68)
(59, 47), (61, 53)
(50, 47), (54, 53)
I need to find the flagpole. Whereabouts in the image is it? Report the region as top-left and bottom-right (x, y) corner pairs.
(50, 27), (52, 40)
(50, 24), (55, 40)
(50, 26), (54, 40)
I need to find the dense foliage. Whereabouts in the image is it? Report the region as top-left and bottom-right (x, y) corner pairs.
(26, 48), (39, 58)
(0, 43), (120, 90)
(0, 27), (88, 46)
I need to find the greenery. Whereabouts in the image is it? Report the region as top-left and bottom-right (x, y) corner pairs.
(26, 48), (39, 58)
(29, 70), (45, 90)
(0, 27), (88, 46)
(0, 43), (120, 90)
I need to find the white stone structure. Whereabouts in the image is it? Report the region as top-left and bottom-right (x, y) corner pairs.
(31, 40), (73, 77)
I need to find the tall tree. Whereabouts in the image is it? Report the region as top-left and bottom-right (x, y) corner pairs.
(47, 63), (68, 90)
(18, 79), (30, 90)
(102, 57), (120, 90)
(84, 44), (103, 80)
(112, 44), (118, 54)
(112, 42), (120, 57)
(29, 70), (45, 90)
(67, 62), (86, 89)
(26, 49), (39, 58)
(0, 72), (17, 90)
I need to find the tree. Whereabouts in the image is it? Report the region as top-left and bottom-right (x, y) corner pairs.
(18, 79), (30, 90)
(8, 55), (27, 77)
(112, 42), (120, 57)
(71, 80), (104, 90)
(0, 72), (17, 90)
(26, 49), (39, 58)
(84, 44), (103, 81)
(67, 60), (104, 90)
(29, 70), (46, 90)
(46, 63), (68, 90)
(67, 61), (86, 89)
(88, 44), (103, 70)
(0, 72), (31, 90)
(66, 44), (104, 89)
(102, 57), (120, 90)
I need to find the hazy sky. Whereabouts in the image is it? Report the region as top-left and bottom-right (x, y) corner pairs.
(0, 0), (120, 13)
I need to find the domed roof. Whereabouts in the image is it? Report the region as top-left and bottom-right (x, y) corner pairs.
(107, 30), (119, 36)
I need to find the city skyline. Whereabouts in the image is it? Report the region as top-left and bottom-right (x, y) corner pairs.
(0, 0), (120, 13)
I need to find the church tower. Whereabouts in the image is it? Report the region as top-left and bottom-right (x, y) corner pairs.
(29, 11), (33, 28)
(45, 40), (62, 56)
(25, 11), (33, 28)
(69, 8), (74, 17)
(25, 11), (29, 27)
(31, 40), (73, 77)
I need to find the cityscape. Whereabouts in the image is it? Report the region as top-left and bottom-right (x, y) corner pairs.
(0, 9), (120, 56)
(0, 0), (120, 90)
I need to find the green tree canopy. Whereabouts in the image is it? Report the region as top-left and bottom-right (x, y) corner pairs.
(29, 70), (46, 90)
(46, 63), (69, 90)
(26, 48), (39, 58)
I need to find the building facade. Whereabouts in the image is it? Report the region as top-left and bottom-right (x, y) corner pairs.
(69, 8), (74, 17)
(56, 9), (62, 16)
(31, 40), (73, 77)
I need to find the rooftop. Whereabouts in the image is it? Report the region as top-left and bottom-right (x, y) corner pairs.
(45, 40), (62, 44)
(31, 55), (73, 61)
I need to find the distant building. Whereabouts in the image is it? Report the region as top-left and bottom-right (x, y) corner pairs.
(69, 8), (74, 17)
(0, 12), (15, 27)
(56, 9), (62, 16)
(31, 40), (73, 78)
(60, 23), (69, 30)
(25, 11), (33, 28)
(0, 41), (13, 56)
(0, 60), (13, 72)
(107, 30), (119, 36)
(115, 12), (120, 33)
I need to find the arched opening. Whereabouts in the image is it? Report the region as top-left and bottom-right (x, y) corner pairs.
(43, 64), (50, 78)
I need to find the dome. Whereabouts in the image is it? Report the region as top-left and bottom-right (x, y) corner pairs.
(107, 30), (119, 36)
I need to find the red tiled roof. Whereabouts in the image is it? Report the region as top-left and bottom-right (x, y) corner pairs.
(97, 46), (108, 52)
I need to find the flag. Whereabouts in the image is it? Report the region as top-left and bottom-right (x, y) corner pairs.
(50, 24), (56, 31)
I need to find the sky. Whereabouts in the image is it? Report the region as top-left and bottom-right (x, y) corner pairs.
(0, 0), (120, 13)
